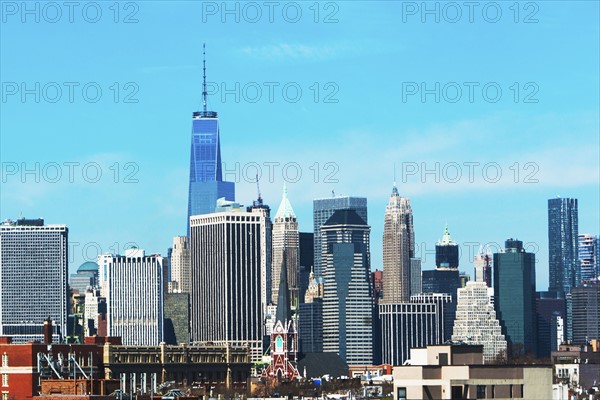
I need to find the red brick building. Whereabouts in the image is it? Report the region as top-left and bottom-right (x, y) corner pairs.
(0, 336), (106, 399)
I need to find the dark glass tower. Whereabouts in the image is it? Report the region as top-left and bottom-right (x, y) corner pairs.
(313, 195), (367, 277)
(187, 45), (235, 234)
(548, 198), (579, 294)
(436, 224), (459, 268)
(321, 210), (374, 365)
(494, 239), (538, 358)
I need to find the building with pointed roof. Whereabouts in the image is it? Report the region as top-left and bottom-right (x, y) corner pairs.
(187, 44), (235, 235)
(263, 250), (300, 381)
(272, 185), (300, 306)
(436, 224), (459, 269)
(382, 183), (414, 303)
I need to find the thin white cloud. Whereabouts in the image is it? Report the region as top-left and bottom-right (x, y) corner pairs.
(240, 43), (349, 61)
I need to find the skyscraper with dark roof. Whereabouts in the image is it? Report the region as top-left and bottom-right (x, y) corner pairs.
(321, 210), (373, 365)
(187, 45), (235, 234)
(313, 196), (367, 277)
(548, 197), (579, 294)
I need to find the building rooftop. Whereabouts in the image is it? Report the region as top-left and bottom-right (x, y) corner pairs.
(274, 185), (296, 220)
(324, 209), (367, 226)
(77, 261), (99, 273)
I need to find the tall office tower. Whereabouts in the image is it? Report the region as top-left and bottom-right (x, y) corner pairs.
(247, 194), (272, 314)
(322, 210), (373, 365)
(474, 246), (493, 287)
(410, 258), (422, 295)
(272, 186), (300, 305)
(313, 195), (368, 277)
(451, 281), (507, 363)
(0, 218), (68, 343)
(548, 197), (579, 294)
(298, 232), (314, 303)
(190, 204), (267, 361)
(380, 293), (450, 366)
(98, 248), (164, 346)
(571, 281), (600, 344)
(436, 224), (459, 268)
(421, 269), (460, 341)
(493, 239), (537, 357)
(579, 234), (599, 281)
(169, 236), (191, 293)
(535, 291), (566, 357)
(187, 44), (235, 234)
(381, 184), (414, 303)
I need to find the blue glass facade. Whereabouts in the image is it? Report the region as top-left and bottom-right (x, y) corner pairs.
(494, 239), (538, 357)
(187, 112), (235, 234)
(313, 196), (367, 277)
(548, 198), (579, 294)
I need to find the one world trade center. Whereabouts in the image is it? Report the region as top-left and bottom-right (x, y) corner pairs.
(187, 44), (235, 234)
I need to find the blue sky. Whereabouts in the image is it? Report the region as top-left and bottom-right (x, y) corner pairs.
(1, 1), (599, 290)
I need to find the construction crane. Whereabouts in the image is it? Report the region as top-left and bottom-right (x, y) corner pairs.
(253, 174), (263, 207)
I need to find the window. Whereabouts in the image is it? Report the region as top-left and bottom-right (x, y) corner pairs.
(1, 375), (6, 387)
(476, 385), (486, 399)
(2, 392), (8, 400)
(1, 354), (6, 367)
(397, 388), (407, 400)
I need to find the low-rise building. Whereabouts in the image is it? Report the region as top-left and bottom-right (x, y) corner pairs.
(551, 341), (600, 394)
(393, 344), (552, 400)
(0, 332), (251, 399)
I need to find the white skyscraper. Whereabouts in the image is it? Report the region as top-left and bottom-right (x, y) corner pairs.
(271, 185), (299, 305)
(98, 248), (164, 345)
(0, 218), (68, 343)
(169, 236), (191, 293)
(382, 184), (414, 303)
(451, 281), (507, 363)
(190, 201), (268, 362)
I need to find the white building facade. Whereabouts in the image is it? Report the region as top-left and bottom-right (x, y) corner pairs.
(0, 219), (68, 343)
(451, 281), (507, 363)
(98, 248), (164, 345)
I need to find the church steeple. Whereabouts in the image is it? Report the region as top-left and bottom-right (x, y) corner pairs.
(275, 250), (291, 323)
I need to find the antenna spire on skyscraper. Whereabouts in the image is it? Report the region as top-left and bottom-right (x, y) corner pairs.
(203, 42), (207, 113)
(392, 163), (399, 195)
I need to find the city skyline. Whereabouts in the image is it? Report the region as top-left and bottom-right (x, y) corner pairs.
(2, 2), (599, 293)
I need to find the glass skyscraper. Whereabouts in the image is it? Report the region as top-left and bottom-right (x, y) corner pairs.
(187, 46), (234, 234)
(493, 239), (538, 357)
(313, 195), (367, 277)
(548, 197), (579, 294)
(578, 234), (599, 281)
(321, 210), (373, 365)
